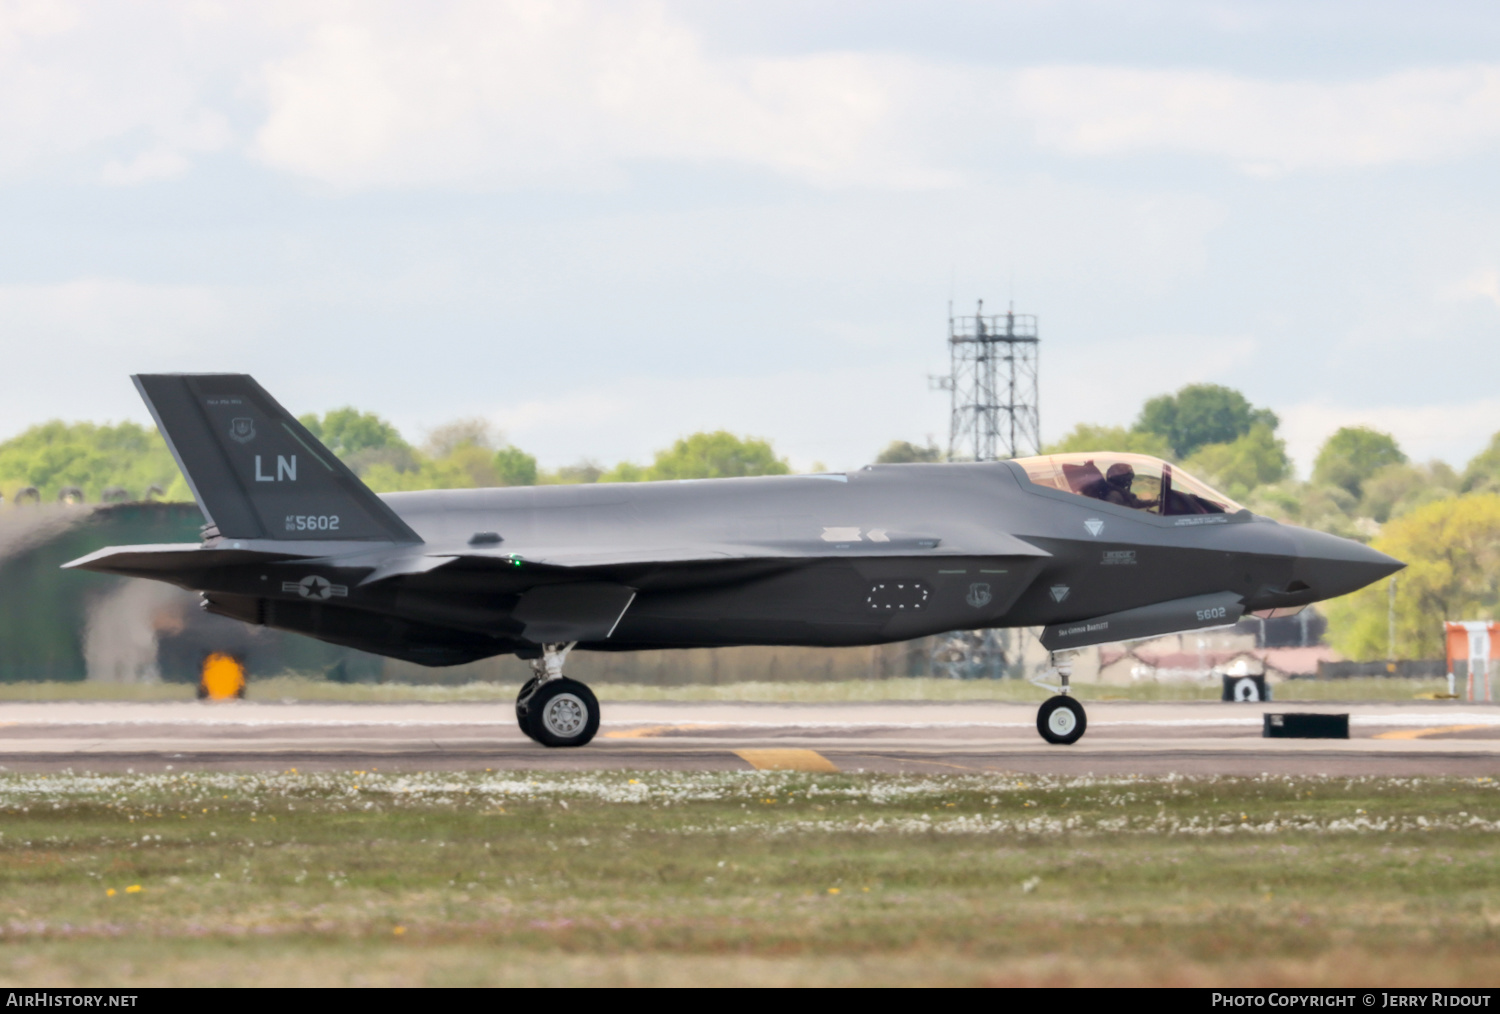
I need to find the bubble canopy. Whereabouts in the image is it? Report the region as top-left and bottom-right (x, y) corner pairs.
(1011, 452), (1245, 516)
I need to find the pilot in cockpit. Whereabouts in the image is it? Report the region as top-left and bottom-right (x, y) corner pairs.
(1103, 462), (1157, 510)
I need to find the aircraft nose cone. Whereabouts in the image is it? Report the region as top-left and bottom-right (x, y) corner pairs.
(1287, 526), (1404, 600)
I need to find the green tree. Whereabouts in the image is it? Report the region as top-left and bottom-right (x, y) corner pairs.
(649, 432), (789, 480)
(1043, 423), (1174, 459)
(1182, 423), (1290, 500)
(299, 407), (408, 458)
(365, 445), (505, 491)
(422, 418), (497, 458)
(359, 463), (428, 493)
(1242, 481), (1372, 542)
(1312, 426), (1406, 499)
(1134, 384), (1277, 459)
(0, 421), (188, 502)
(299, 407), (417, 478)
(355, 415), (539, 491)
(493, 446), (538, 487)
(875, 440), (942, 464)
(1463, 431), (1500, 493)
(598, 461), (647, 483)
(548, 461), (605, 484)
(1325, 493), (1500, 660)
(602, 432), (790, 482)
(1359, 461), (1460, 524)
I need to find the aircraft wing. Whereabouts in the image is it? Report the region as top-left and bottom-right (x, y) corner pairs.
(355, 526), (1052, 584)
(66, 526), (1052, 587)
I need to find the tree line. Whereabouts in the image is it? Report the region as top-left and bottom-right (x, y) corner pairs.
(3, 383), (1495, 660)
(0, 410), (790, 506)
(878, 383), (1499, 661)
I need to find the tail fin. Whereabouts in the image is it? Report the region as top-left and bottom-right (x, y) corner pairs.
(134, 373), (421, 543)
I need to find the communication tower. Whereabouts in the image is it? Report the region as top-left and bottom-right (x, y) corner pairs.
(927, 300), (1042, 679)
(932, 301), (1040, 461)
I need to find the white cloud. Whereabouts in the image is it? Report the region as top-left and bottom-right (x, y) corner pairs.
(1014, 64), (1500, 175)
(250, 10), (1500, 191)
(0, 278), (243, 350)
(0, 279), (267, 438)
(0, 1), (1496, 484)
(252, 0), (947, 191)
(0, 0), (81, 41)
(99, 147), (193, 186)
(484, 362), (943, 472)
(1446, 267), (1500, 311)
(0, 2), (1497, 191)
(1278, 399), (1500, 477)
(0, 0), (235, 183)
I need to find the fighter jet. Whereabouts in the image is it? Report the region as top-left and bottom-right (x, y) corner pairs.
(66, 374), (1403, 747)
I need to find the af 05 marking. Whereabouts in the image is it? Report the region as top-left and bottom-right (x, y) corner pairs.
(286, 515), (340, 532)
(254, 455), (297, 482)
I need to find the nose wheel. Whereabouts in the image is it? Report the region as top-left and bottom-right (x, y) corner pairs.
(516, 642), (600, 748)
(1037, 696), (1087, 745)
(1030, 651), (1087, 745)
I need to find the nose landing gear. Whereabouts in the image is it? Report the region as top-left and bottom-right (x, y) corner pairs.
(516, 642), (600, 748)
(1037, 695), (1087, 744)
(1030, 651), (1088, 745)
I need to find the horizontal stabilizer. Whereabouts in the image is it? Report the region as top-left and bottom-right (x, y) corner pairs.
(134, 373), (420, 544)
(512, 582), (637, 644)
(1040, 591), (1244, 652)
(63, 543), (308, 583)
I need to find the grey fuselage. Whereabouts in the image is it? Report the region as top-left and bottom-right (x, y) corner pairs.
(77, 461), (1399, 667)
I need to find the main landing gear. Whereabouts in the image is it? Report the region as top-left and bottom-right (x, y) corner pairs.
(515, 642), (600, 748)
(1030, 651), (1087, 746)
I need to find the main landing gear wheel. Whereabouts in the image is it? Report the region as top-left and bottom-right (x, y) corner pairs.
(1037, 695), (1087, 745)
(519, 678), (600, 748)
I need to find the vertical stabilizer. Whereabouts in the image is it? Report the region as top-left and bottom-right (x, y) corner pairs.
(134, 374), (421, 543)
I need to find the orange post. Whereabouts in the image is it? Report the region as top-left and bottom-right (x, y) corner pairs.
(1446, 622), (1498, 702)
(198, 653), (246, 701)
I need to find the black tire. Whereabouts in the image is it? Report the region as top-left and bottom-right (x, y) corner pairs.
(515, 675), (541, 734)
(520, 678), (600, 748)
(1037, 695), (1086, 745)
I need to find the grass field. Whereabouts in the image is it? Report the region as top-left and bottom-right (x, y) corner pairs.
(2, 770), (1499, 986)
(0, 675), (1459, 703)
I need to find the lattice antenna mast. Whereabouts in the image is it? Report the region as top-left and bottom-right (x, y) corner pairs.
(941, 300), (1039, 461)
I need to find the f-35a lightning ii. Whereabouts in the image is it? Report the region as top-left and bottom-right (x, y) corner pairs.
(67, 374), (1403, 747)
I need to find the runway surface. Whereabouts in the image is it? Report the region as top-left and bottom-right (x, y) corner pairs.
(3, 698), (1500, 775)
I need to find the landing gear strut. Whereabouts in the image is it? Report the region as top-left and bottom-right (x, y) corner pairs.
(1030, 651), (1087, 745)
(515, 642), (600, 748)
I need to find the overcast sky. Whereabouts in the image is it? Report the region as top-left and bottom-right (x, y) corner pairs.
(1, 0), (1497, 475)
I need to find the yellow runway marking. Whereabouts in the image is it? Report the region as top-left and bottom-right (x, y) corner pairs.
(1373, 725), (1489, 741)
(734, 749), (840, 773)
(601, 723), (722, 739)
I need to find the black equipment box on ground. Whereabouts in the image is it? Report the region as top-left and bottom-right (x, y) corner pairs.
(1263, 713), (1349, 739)
(1222, 674), (1269, 701)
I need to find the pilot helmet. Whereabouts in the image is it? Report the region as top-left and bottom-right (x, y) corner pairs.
(1105, 462), (1135, 489)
